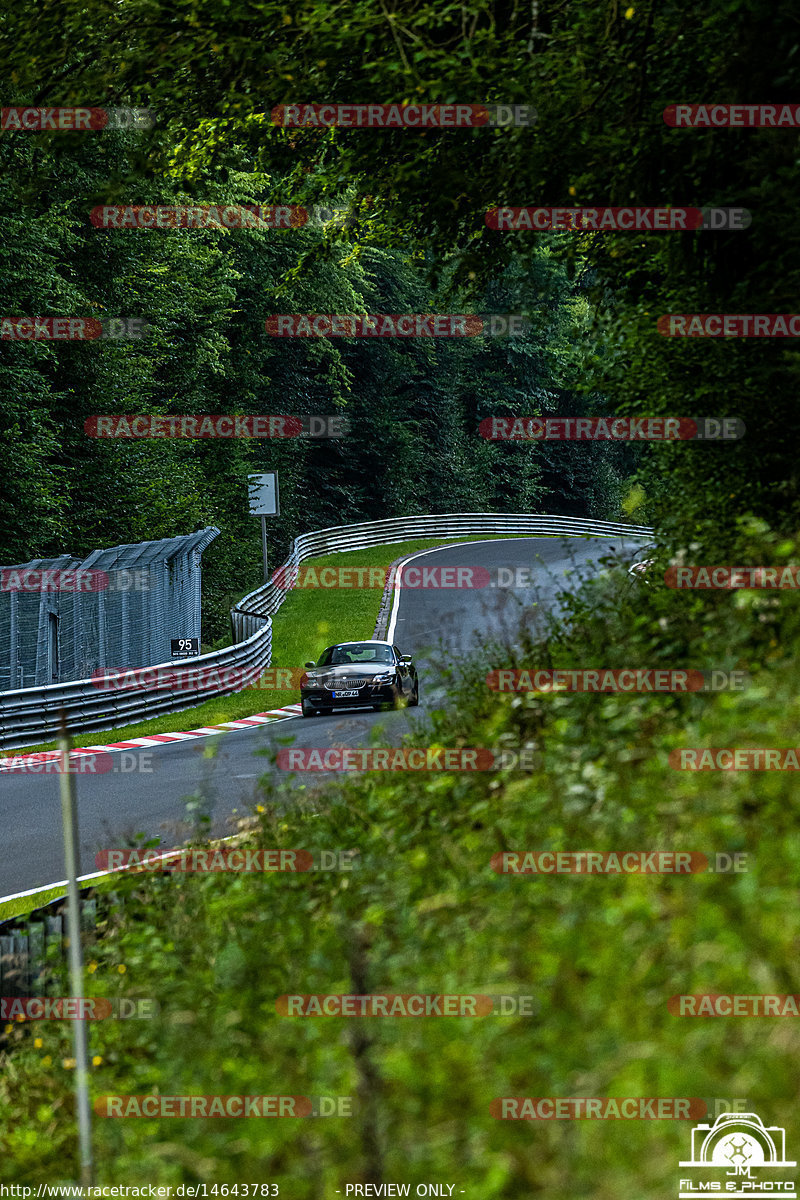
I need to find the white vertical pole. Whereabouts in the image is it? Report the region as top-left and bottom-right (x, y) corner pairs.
(58, 712), (93, 1187)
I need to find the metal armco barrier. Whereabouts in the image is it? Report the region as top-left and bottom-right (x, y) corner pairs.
(231, 513), (654, 634)
(0, 513), (653, 750)
(0, 622), (272, 751)
(0, 891), (100, 1000)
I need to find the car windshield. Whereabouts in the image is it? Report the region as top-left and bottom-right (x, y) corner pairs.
(318, 643), (394, 666)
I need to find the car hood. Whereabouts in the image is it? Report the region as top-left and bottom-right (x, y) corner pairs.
(307, 663), (395, 679)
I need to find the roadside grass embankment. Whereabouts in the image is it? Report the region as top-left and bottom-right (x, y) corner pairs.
(3, 521), (797, 1188)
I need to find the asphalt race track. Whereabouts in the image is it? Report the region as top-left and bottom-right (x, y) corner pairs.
(0, 534), (651, 897)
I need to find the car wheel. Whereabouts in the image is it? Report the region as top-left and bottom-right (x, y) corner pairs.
(409, 682), (419, 707)
(301, 700), (316, 718)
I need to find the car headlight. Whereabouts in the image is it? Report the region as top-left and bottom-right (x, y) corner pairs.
(302, 673), (323, 687)
(370, 672), (395, 685)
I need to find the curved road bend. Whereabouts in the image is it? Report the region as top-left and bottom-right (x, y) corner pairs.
(0, 534), (650, 896)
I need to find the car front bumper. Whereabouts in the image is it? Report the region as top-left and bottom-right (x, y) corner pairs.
(301, 683), (401, 709)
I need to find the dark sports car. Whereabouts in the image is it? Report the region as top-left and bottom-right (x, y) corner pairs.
(299, 639), (419, 717)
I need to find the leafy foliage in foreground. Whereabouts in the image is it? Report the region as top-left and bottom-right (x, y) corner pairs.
(3, 519), (798, 1192)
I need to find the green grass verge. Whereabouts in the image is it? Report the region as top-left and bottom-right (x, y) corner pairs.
(0, 827), (253, 917)
(3, 523), (796, 1186)
(9, 534), (552, 756)
(0, 871), (127, 919)
(0, 884), (69, 921)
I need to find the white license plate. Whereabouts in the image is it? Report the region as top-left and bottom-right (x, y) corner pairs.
(333, 690), (359, 698)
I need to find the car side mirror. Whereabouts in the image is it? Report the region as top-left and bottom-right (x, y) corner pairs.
(400, 655), (412, 662)
(304, 661), (316, 668)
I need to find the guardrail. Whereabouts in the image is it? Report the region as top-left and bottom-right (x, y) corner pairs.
(0, 513), (653, 751)
(0, 622), (272, 751)
(231, 513), (655, 635)
(0, 890), (101, 1000)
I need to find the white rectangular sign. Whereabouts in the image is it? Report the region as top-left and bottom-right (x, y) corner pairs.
(247, 472), (279, 516)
